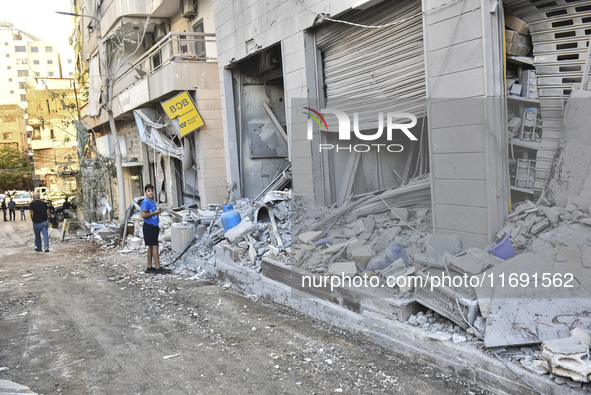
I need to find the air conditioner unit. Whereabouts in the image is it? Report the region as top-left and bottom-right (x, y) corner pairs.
(154, 23), (167, 41)
(143, 33), (154, 50)
(181, 0), (198, 17)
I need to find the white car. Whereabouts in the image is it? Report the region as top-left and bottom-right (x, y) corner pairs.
(12, 192), (32, 209)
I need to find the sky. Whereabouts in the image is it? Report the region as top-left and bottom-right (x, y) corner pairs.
(1, 0), (73, 49)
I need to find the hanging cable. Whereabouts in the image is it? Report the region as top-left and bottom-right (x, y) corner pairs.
(299, 0), (463, 29)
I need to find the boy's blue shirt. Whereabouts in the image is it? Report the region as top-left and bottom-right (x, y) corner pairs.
(141, 198), (159, 226)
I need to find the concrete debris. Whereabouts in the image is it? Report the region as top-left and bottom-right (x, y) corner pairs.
(571, 328), (591, 348)
(541, 336), (591, 382)
(327, 261), (357, 277)
(428, 332), (453, 342)
(297, 231), (322, 245)
(445, 248), (503, 275)
(171, 223), (195, 253)
(520, 358), (550, 376)
(425, 234), (462, 260)
(345, 242), (372, 267)
(0, 379), (37, 394)
(225, 217), (255, 244)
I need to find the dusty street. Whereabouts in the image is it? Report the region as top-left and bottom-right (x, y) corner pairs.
(0, 219), (485, 394)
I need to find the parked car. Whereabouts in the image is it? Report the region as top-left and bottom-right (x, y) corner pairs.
(13, 192), (33, 209)
(54, 197), (78, 222)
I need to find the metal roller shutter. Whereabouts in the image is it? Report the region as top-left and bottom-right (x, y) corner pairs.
(315, 0), (426, 129)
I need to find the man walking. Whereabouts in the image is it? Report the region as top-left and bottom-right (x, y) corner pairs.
(1, 198), (6, 221)
(29, 193), (50, 252)
(8, 198), (16, 221)
(141, 184), (170, 275)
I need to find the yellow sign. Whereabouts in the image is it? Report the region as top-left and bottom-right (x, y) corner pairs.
(161, 91), (205, 137)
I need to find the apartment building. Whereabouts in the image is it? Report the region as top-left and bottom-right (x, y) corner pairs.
(0, 22), (68, 109)
(76, 0), (226, 214)
(26, 78), (80, 191)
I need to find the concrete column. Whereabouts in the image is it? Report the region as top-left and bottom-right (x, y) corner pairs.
(423, 0), (508, 247)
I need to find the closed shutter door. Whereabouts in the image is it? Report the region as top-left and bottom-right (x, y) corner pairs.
(316, 0), (426, 130)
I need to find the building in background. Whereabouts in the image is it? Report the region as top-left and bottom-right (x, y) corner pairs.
(26, 78), (79, 192)
(0, 104), (27, 151)
(0, 22), (73, 109)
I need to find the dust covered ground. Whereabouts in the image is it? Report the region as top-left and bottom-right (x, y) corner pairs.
(0, 220), (486, 394)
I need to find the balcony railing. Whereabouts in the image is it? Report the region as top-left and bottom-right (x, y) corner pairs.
(113, 31), (216, 97)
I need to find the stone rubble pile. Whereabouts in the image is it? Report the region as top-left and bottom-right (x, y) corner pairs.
(496, 200), (591, 252)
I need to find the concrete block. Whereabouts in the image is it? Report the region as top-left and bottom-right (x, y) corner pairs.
(171, 223), (195, 253)
(446, 248), (502, 275)
(425, 234), (463, 260)
(327, 261), (357, 277)
(531, 219), (551, 234)
(225, 217), (255, 244)
(215, 241), (246, 263)
(389, 208), (408, 221)
(343, 219), (365, 238)
(346, 242), (372, 267)
(541, 206), (561, 226)
(162, 228), (172, 242)
(297, 230), (322, 244)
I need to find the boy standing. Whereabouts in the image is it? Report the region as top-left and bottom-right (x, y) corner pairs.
(141, 184), (171, 275)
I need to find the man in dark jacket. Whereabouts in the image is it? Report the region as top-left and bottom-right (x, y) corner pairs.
(8, 198), (16, 221)
(29, 193), (50, 252)
(1, 199), (6, 221)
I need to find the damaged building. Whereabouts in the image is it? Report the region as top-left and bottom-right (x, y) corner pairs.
(73, 0), (591, 392)
(76, 0), (228, 214)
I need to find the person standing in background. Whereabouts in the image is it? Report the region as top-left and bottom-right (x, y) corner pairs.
(8, 198), (16, 221)
(29, 193), (50, 252)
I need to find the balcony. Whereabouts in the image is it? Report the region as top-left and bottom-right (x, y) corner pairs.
(110, 32), (218, 118)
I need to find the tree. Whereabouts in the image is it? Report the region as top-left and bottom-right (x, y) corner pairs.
(0, 146), (31, 190)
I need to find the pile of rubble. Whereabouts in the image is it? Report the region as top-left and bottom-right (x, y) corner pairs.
(496, 200), (591, 252)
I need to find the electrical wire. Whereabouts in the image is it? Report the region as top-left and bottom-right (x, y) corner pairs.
(299, 0), (463, 29)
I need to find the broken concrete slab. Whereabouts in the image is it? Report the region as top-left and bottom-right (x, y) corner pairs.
(345, 242), (372, 267)
(342, 219), (365, 238)
(520, 358), (550, 376)
(425, 234), (462, 260)
(428, 332), (452, 342)
(0, 379), (37, 394)
(541, 337), (591, 382)
(571, 328), (591, 348)
(542, 91), (591, 207)
(541, 206), (561, 226)
(297, 231), (322, 245)
(225, 217), (255, 244)
(327, 261), (357, 277)
(479, 247), (591, 347)
(445, 248), (503, 275)
(531, 218), (551, 235)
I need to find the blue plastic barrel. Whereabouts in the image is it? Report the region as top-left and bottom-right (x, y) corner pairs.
(385, 243), (410, 265)
(221, 204), (241, 232)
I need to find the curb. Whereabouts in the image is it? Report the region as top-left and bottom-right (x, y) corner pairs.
(183, 254), (575, 395)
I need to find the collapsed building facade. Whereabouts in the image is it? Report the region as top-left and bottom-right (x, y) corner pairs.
(76, 0), (227, 213)
(214, 0), (591, 247)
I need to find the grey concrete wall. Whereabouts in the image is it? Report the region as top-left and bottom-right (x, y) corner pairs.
(424, 0), (508, 248)
(213, 0), (360, 202)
